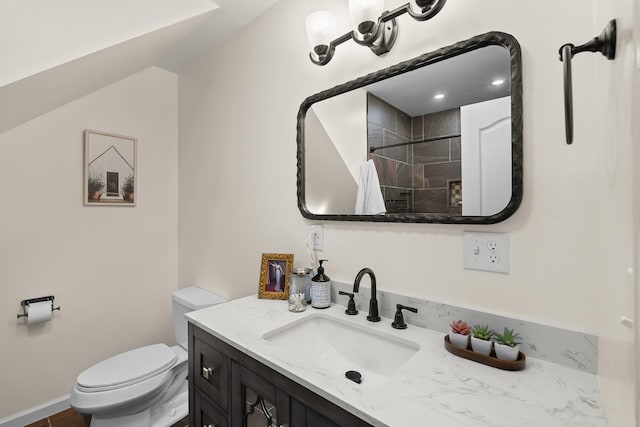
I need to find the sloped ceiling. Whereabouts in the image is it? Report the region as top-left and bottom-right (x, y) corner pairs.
(0, 0), (280, 133)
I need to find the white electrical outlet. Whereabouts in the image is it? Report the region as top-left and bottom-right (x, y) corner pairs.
(309, 225), (324, 251)
(463, 231), (509, 274)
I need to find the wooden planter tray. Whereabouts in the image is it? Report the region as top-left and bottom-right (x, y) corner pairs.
(444, 335), (526, 371)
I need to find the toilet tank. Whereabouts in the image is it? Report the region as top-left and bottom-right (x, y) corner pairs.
(172, 287), (227, 350)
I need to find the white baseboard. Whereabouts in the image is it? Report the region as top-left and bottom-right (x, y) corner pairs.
(0, 394), (70, 427)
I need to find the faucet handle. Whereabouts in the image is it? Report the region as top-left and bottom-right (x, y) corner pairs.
(391, 304), (418, 329)
(338, 291), (358, 315)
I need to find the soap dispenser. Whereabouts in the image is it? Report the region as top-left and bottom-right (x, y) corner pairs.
(310, 259), (331, 309)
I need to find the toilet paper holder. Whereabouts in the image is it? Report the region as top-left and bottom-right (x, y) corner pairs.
(17, 296), (61, 319)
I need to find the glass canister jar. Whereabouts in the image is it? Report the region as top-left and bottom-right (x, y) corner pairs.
(289, 267), (312, 312)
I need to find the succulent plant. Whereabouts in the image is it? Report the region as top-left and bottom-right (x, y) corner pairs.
(449, 320), (471, 335)
(471, 324), (492, 341)
(493, 327), (521, 347)
(87, 172), (104, 196)
(121, 175), (134, 194)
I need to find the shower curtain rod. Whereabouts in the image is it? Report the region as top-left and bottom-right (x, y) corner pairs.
(369, 133), (460, 153)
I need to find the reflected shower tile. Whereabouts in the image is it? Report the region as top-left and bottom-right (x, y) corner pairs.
(411, 116), (424, 140)
(450, 137), (461, 161)
(412, 165), (426, 189)
(367, 93), (395, 130)
(367, 123), (383, 152)
(414, 188), (448, 213)
(382, 130), (408, 163)
(423, 161), (461, 188)
(414, 139), (450, 164)
(423, 108), (461, 138)
(396, 109), (411, 139)
(371, 155), (396, 186)
(397, 162), (412, 188)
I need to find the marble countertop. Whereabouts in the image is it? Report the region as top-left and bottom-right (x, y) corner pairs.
(186, 295), (606, 427)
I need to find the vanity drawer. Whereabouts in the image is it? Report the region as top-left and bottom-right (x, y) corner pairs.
(193, 333), (229, 412)
(194, 390), (229, 427)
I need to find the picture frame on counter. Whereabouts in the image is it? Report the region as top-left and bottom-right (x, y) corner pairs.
(258, 253), (293, 300)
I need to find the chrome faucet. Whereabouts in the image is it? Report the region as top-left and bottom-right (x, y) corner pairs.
(352, 268), (381, 322)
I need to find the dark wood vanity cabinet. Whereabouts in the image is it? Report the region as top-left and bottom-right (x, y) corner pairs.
(194, 391), (229, 427)
(189, 324), (373, 427)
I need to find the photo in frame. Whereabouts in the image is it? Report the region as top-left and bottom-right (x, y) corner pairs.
(84, 130), (137, 206)
(258, 253), (294, 300)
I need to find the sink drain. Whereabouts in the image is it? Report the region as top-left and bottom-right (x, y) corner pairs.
(345, 370), (362, 384)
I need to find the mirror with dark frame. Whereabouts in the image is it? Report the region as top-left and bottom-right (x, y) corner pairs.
(297, 31), (522, 224)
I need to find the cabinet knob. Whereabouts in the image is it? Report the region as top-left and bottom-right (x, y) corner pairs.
(202, 366), (214, 379)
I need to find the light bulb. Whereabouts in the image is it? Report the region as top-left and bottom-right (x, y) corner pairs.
(349, 0), (384, 34)
(306, 11), (337, 55)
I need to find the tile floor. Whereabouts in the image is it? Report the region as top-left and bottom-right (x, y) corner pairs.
(26, 409), (189, 427)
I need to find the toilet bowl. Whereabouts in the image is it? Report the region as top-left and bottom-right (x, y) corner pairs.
(69, 287), (226, 427)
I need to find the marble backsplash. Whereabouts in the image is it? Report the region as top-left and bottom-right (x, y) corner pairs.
(330, 281), (598, 374)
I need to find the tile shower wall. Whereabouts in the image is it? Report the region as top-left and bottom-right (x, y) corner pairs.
(367, 93), (462, 214)
(412, 108), (461, 214)
(367, 93), (413, 213)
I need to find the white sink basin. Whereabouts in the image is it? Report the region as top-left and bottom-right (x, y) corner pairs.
(262, 313), (420, 387)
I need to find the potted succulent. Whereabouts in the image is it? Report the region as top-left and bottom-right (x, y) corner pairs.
(470, 324), (493, 356)
(493, 327), (521, 361)
(121, 175), (134, 201)
(449, 320), (471, 349)
(87, 173), (104, 200)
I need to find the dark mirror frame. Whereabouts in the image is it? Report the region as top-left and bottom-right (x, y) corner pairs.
(296, 31), (522, 224)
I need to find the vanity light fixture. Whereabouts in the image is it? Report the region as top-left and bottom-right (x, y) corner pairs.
(491, 78), (505, 86)
(306, 0), (447, 66)
(434, 93), (445, 99)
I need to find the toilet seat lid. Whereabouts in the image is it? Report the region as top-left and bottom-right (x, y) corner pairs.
(77, 344), (177, 391)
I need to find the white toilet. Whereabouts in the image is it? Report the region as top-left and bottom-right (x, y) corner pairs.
(69, 287), (226, 427)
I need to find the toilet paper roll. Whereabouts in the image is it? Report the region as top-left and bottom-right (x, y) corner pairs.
(27, 301), (52, 325)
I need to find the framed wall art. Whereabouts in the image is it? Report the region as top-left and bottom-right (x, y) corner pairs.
(84, 130), (137, 206)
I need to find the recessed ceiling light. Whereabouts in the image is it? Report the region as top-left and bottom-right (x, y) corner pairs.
(492, 79), (505, 86)
(434, 93), (445, 100)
